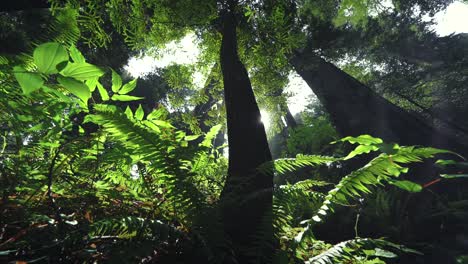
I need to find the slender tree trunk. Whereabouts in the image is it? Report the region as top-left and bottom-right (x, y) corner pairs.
(284, 106), (297, 129)
(219, 9), (273, 263)
(289, 49), (468, 157)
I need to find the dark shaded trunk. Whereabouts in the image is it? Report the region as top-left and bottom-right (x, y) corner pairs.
(391, 90), (468, 136)
(386, 33), (468, 68)
(289, 50), (468, 157)
(219, 10), (273, 263)
(0, 0), (49, 12)
(270, 106), (297, 159)
(284, 106), (297, 129)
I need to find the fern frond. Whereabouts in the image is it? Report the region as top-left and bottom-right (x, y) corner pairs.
(47, 9), (81, 46)
(90, 216), (183, 241)
(87, 104), (206, 225)
(311, 146), (449, 223)
(260, 154), (337, 175)
(274, 180), (328, 236)
(305, 238), (421, 264)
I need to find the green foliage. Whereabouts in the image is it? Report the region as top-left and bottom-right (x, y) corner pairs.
(301, 138), (450, 225)
(304, 238), (421, 264)
(12, 66), (44, 94)
(1, 42), (227, 262)
(286, 116), (339, 156)
(271, 134), (461, 263)
(33, 42), (69, 74)
(3, 0), (468, 258)
(260, 154), (337, 175)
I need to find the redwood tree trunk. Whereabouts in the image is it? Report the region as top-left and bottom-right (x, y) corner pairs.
(219, 9), (273, 263)
(289, 49), (468, 157)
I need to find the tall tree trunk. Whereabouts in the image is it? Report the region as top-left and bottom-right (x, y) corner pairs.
(219, 9), (273, 263)
(289, 49), (468, 157)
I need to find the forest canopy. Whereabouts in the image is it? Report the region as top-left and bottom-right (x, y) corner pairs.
(1, 0), (468, 263)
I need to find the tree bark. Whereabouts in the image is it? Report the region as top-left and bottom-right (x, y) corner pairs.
(219, 9), (273, 263)
(289, 49), (468, 157)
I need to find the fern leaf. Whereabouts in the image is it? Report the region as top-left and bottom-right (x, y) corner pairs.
(260, 155), (337, 175)
(305, 238), (421, 264)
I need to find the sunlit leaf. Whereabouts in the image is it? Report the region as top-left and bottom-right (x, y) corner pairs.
(135, 105), (144, 120)
(344, 144), (379, 160)
(334, 135), (383, 145)
(111, 94), (143, 101)
(57, 75), (91, 103)
(33, 42), (69, 74)
(119, 79), (137, 94)
(96, 82), (109, 101)
(185, 135), (200, 141)
(61, 62), (105, 80)
(85, 78), (98, 92)
(13, 66), (44, 94)
(124, 106), (133, 120)
(143, 120), (161, 133)
(201, 124), (222, 147)
(111, 69), (122, 92)
(389, 180), (422, 193)
(69, 44), (86, 63)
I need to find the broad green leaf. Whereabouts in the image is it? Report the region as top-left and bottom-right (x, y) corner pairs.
(69, 45), (85, 63)
(85, 78), (98, 92)
(13, 66), (44, 94)
(111, 69), (122, 92)
(119, 79), (137, 94)
(60, 62), (105, 80)
(135, 105), (144, 120)
(33, 42), (68, 74)
(334, 135), (383, 145)
(185, 135), (201, 141)
(111, 94), (143, 101)
(389, 180), (422, 193)
(124, 106), (133, 120)
(96, 83), (109, 101)
(344, 144), (379, 160)
(57, 75), (91, 103)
